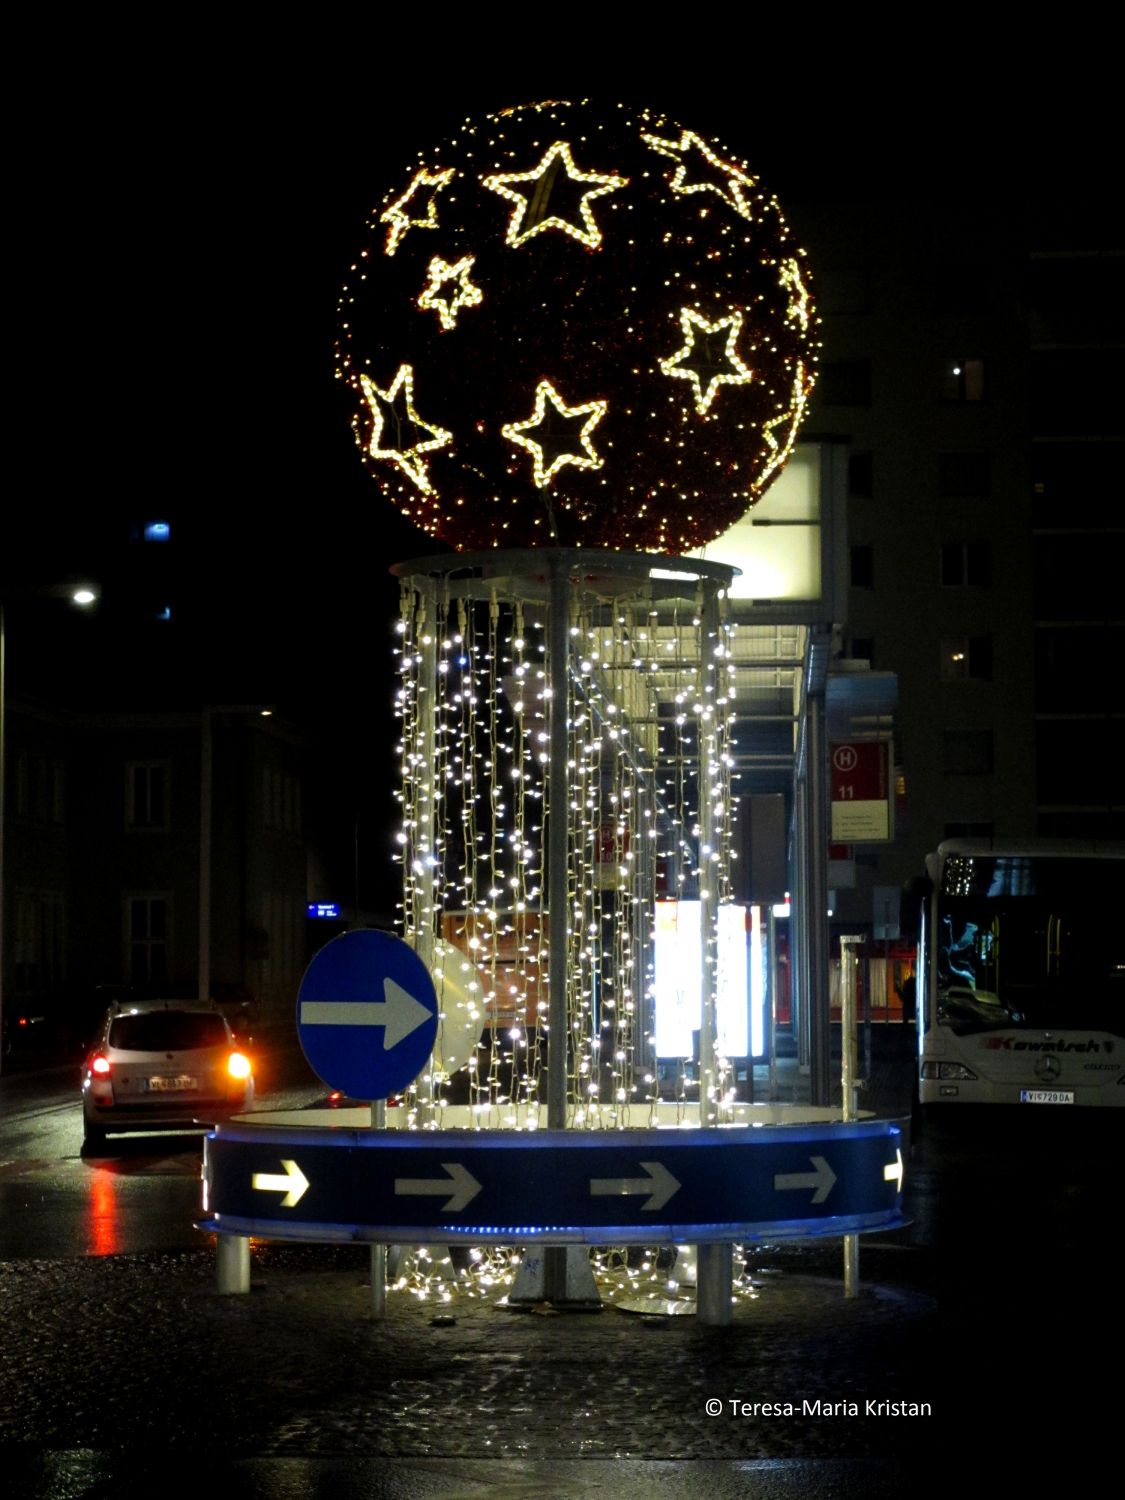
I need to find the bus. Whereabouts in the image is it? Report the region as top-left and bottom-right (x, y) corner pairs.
(906, 839), (1125, 1112)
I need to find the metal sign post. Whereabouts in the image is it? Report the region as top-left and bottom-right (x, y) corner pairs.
(840, 934), (864, 1297)
(295, 929), (440, 1317)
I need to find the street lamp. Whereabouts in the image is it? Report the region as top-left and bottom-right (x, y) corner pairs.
(0, 584), (99, 1072)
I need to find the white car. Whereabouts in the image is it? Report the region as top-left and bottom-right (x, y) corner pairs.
(81, 999), (254, 1152)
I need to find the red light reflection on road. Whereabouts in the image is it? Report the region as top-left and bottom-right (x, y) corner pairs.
(86, 1168), (122, 1256)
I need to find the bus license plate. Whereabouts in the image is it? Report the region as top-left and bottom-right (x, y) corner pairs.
(1019, 1089), (1074, 1105)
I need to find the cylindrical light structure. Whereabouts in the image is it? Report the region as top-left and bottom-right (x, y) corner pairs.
(392, 548), (737, 1129)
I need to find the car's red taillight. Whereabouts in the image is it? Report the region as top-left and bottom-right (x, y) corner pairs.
(91, 1054), (111, 1076)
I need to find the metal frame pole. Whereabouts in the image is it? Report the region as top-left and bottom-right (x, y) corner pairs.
(793, 780), (809, 1075)
(767, 905), (779, 1101)
(697, 579), (721, 1130)
(371, 1098), (387, 1316)
(415, 580), (438, 981)
(544, 557), (571, 1302)
(807, 692), (831, 1108)
(840, 934), (862, 1296)
(695, 580), (730, 1325)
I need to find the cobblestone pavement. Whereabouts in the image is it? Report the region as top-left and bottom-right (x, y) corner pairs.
(0, 1236), (942, 1461)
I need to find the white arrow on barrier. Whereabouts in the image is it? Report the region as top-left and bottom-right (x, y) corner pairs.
(589, 1160), (681, 1212)
(300, 978), (432, 1051)
(252, 1159), (309, 1208)
(884, 1149), (904, 1191)
(773, 1154), (837, 1205)
(394, 1162), (482, 1213)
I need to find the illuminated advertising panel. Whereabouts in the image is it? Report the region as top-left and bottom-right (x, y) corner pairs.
(654, 901), (763, 1058)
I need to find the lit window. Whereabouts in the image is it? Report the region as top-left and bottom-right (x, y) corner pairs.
(941, 636), (992, 682)
(941, 359), (986, 402)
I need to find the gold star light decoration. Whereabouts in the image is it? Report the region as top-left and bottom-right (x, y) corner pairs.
(642, 128), (756, 219)
(358, 365), (452, 495)
(335, 101), (819, 552)
(659, 307), (754, 415)
(759, 358), (815, 491)
(380, 167), (456, 256)
(481, 141), (628, 249)
(502, 380), (607, 488)
(418, 255), (483, 330)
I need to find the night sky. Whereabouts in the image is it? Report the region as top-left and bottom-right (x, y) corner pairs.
(6, 58), (1105, 909)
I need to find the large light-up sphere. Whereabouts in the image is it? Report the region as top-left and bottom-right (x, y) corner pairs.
(336, 100), (817, 554)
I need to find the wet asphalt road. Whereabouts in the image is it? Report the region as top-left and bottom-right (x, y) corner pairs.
(1, 1032), (1118, 1493)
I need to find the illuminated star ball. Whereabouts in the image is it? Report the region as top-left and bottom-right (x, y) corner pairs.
(336, 100), (819, 554)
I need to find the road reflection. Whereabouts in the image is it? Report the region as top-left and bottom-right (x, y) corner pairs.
(86, 1167), (122, 1255)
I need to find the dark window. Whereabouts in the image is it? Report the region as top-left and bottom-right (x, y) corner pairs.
(847, 451), (874, 498)
(1038, 810), (1125, 839)
(938, 452), (991, 498)
(941, 636), (993, 682)
(1029, 258), (1124, 344)
(1030, 350), (1119, 437)
(819, 360), (871, 407)
(936, 263), (991, 315)
(940, 359), (986, 402)
(12, 890), (65, 990)
(1032, 443), (1119, 527)
(1035, 625), (1125, 712)
(1033, 533), (1125, 619)
(942, 729), (994, 775)
(850, 544), (874, 588)
(127, 763), (170, 830)
(1037, 719), (1125, 805)
(109, 1012), (228, 1051)
(941, 541), (991, 587)
(944, 821), (995, 839)
(127, 896), (169, 985)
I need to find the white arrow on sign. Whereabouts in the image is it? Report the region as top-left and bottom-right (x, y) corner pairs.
(884, 1149), (904, 1191)
(773, 1154), (837, 1205)
(300, 978), (433, 1051)
(251, 1159), (309, 1208)
(394, 1162), (482, 1213)
(590, 1160), (681, 1212)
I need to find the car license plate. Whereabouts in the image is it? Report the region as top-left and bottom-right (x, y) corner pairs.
(1019, 1089), (1074, 1105)
(145, 1075), (199, 1092)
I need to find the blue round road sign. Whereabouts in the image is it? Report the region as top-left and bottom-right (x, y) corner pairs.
(296, 931), (438, 1100)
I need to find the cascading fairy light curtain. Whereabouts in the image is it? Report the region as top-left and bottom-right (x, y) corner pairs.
(395, 561), (735, 1132)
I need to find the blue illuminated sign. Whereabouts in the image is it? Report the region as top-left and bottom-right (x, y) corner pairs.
(143, 520), (171, 542)
(296, 930), (439, 1100)
(202, 1119), (907, 1246)
(306, 903), (341, 919)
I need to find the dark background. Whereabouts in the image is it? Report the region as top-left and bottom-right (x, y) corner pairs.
(6, 50), (1107, 911)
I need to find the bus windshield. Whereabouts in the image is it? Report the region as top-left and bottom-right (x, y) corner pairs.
(936, 852), (1125, 1037)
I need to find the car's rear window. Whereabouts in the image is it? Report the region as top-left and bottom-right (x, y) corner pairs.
(108, 1013), (229, 1051)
